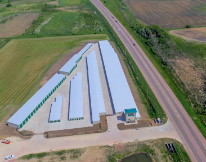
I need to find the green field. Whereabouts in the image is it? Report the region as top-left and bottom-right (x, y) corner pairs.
(0, 34), (108, 122)
(59, 0), (88, 7)
(38, 11), (104, 36)
(40, 12), (84, 35)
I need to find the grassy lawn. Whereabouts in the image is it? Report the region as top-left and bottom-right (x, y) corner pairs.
(0, 34), (108, 122)
(59, 0), (90, 7)
(100, 0), (206, 137)
(40, 12), (84, 35)
(171, 35), (206, 61)
(18, 138), (190, 162)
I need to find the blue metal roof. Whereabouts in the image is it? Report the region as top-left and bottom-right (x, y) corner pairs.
(59, 54), (79, 73)
(86, 51), (106, 123)
(7, 73), (66, 126)
(98, 40), (141, 118)
(59, 43), (92, 74)
(75, 43), (93, 60)
(69, 72), (84, 119)
(49, 96), (63, 121)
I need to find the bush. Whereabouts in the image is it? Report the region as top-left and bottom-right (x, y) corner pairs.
(185, 25), (192, 28)
(6, 3), (11, 7)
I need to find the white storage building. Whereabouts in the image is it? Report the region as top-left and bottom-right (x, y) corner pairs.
(86, 51), (106, 124)
(49, 96), (63, 123)
(7, 73), (66, 129)
(98, 40), (141, 119)
(59, 54), (79, 75)
(69, 72), (84, 121)
(59, 43), (93, 75)
(76, 43), (93, 63)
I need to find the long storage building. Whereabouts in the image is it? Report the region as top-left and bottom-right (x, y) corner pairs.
(86, 51), (106, 124)
(59, 54), (79, 75)
(49, 96), (63, 123)
(98, 40), (141, 119)
(7, 73), (66, 128)
(69, 72), (84, 121)
(59, 43), (92, 75)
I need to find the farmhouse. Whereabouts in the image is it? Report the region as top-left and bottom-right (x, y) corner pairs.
(7, 73), (66, 129)
(98, 40), (141, 120)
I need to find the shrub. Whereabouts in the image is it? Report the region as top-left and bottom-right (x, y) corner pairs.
(6, 3), (11, 7)
(185, 25), (192, 28)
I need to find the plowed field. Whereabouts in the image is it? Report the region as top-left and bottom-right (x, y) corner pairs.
(124, 0), (206, 28)
(0, 13), (39, 38)
(169, 27), (206, 42)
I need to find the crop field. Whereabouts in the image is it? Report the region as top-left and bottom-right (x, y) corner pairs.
(0, 13), (39, 38)
(0, 34), (108, 121)
(169, 27), (206, 43)
(124, 0), (206, 28)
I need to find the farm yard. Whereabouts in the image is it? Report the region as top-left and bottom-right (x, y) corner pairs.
(0, 13), (39, 38)
(0, 34), (108, 123)
(124, 0), (206, 28)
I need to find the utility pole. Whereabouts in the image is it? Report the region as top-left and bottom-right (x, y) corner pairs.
(146, 85), (148, 104)
(130, 12), (132, 23)
(111, 25), (114, 37)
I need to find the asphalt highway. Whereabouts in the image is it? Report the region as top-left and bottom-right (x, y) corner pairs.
(90, 0), (206, 161)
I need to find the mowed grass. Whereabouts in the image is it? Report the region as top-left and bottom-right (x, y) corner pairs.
(0, 34), (108, 121)
(171, 35), (206, 62)
(59, 0), (85, 7)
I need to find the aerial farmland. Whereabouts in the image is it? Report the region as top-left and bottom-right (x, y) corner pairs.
(0, 0), (203, 161)
(124, 0), (206, 28)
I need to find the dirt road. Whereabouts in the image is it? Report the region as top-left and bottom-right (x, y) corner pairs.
(90, 0), (206, 161)
(0, 119), (180, 161)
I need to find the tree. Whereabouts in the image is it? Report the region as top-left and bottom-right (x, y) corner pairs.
(6, 0), (11, 7)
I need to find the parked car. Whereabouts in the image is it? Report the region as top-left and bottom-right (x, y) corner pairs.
(1, 139), (10, 144)
(154, 119), (157, 123)
(158, 118), (162, 123)
(5, 155), (14, 160)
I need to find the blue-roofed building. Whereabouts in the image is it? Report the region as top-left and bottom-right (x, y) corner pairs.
(98, 40), (141, 120)
(86, 51), (106, 124)
(59, 43), (93, 75)
(49, 96), (63, 123)
(69, 72), (84, 121)
(7, 73), (66, 129)
(59, 54), (79, 75)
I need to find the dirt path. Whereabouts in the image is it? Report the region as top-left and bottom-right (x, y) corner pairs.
(0, 119), (181, 161)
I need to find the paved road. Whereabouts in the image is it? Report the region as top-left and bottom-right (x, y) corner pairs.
(90, 0), (206, 161)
